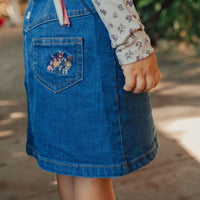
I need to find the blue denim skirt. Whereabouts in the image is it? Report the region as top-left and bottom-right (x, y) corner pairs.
(22, 0), (159, 178)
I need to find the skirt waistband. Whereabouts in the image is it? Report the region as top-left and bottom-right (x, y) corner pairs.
(23, 0), (97, 32)
(53, 0), (95, 27)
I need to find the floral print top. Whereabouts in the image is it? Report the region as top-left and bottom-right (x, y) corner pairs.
(54, 0), (154, 66)
(90, 0), (154, 65)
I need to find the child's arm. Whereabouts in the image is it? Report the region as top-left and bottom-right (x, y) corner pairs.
(91, 0), (154, 66)
(91, 0), (161, 93)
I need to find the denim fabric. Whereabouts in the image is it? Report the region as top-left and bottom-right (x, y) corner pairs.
(22, 0), (159, 178)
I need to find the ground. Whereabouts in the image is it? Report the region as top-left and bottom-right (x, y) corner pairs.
(0, 26), (200, 200)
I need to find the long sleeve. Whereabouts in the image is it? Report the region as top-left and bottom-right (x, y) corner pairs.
(90, 0), (154, 66)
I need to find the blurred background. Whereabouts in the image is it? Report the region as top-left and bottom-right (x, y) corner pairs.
(0, 0), (200, 200)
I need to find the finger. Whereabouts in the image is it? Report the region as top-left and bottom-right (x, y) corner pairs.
(143, 87), (150, 92)
(143, 74), (155, 92)
(147, 74), (155, 89)
(123, 75), (136, 91)
(132, 73), (146, 94)
(154, 71), (161, 88)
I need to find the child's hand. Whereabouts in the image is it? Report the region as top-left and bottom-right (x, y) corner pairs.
(121, 52), (161, 93)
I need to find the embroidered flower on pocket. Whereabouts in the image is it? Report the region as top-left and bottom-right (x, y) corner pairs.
(47, 51), (73, 75)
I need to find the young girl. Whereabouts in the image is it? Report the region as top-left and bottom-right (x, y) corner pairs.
(22, 0), (161, 199)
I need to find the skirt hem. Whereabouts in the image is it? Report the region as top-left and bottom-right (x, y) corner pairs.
(26, 138), (159, 178)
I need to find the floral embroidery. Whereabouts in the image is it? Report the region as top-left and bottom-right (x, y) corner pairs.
(46, 51), (73, 75)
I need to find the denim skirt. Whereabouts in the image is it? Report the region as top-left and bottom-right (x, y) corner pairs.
(22, 0), (159, 178)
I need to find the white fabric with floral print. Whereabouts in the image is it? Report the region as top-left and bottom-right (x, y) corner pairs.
(91, 0), (154, 65)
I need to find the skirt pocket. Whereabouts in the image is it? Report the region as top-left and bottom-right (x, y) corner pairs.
(32, 37), (83, 93)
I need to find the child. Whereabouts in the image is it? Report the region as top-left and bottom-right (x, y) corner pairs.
(22, 0), (161, 199)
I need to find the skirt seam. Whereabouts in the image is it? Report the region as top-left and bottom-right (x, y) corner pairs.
(26, 139), (158, 168)
(112, 47), (129, 173)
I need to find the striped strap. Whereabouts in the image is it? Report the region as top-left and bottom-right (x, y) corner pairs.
(53, 0), (70, 27)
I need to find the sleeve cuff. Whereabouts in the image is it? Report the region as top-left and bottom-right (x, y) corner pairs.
(114, 29), (154, 66)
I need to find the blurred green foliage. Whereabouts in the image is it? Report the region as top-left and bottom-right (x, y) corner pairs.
(134, 0), (200, 46)
(19, 0), (200, 46)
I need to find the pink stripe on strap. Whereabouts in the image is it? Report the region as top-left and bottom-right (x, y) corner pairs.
(59, 0), (70, 27)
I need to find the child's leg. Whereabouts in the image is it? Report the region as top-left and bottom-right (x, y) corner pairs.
(74, 177), (116, 200)
(56, 174), (75, 200)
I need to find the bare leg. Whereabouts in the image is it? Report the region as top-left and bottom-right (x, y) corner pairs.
(74, 177), (116, 200)
(56, 174), (75, 200)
